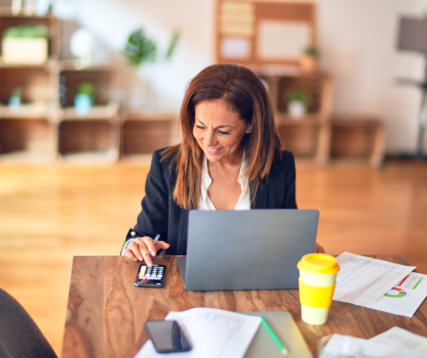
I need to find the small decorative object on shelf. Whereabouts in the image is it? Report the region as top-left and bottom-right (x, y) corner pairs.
(1, 23), (48, 65)
(74, 82), (95, 115)
(8, 87), (22, 110)
(21, 0), (36, 15)
(300, 46), (319, 73)
(286, 89), (310, 119)
(70, 28), (94, 68)
(11, 0), (22, 15)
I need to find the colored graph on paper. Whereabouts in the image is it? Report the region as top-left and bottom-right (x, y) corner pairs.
(367, 272), (427, 317)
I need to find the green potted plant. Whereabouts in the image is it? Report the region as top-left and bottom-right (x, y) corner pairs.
(300, 46), (319, 73)
(286, 89), (310, 119)
(123, 27), (179, 66)
(122, 27), (180, 110)
(2, 24), (48, 64)
(123, 28), (158, 66)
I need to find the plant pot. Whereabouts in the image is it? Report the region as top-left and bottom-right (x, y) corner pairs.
(74, 94), (93, 115)
(288, 101), (306, 119)
(300, 55), (318, 73)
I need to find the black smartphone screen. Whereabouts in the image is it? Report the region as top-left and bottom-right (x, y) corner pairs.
(145, 320), (192, 353)
(134, 264), (166, 288)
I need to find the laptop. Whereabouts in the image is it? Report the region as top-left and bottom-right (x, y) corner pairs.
(177, 209), (319, 291)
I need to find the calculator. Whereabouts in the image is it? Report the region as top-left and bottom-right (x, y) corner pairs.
(134, 264), (166, 288)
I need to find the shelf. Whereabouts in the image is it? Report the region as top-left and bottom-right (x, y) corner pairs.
(0, 13), (56, 20)
(0, 104), (54, 118)
(275, 113), (321, 124)
(0, 151), (56, 162)
(121, 110), (177, 122)
(59, 104), (119, 120)
(59, 148), (119, 164)
(59, 60), (117, 71)
(0, 59), (57, 69)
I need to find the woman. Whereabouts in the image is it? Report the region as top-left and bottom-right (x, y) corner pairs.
(122, 63), (322, 264)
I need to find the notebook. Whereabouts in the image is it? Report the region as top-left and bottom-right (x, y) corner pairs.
(177, 209), (319, 291)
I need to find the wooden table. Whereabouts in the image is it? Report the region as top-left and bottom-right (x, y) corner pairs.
(62, 255), (427, 358)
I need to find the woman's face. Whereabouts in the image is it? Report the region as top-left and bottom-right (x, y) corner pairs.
(193, 99), (250, 164)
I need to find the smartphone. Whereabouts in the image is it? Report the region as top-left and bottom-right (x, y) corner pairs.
(134, 264), (166, 288)
(145, 320), (192, 353)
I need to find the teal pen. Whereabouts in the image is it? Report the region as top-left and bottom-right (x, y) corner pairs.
(260, 316), (288, 356)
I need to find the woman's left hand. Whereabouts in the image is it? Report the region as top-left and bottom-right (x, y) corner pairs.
(315, 243), (325, 253)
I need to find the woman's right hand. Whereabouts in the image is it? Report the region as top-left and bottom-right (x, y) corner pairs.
(123, 236), (170, 266)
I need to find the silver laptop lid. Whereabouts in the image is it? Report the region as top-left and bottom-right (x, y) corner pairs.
(181, 209), (319, 291)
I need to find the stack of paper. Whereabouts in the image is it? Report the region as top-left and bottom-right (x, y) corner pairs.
(135, 308), (261, 358)
(333, 252), (427, 317)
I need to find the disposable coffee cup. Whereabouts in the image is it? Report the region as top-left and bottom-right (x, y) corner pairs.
(297, 253), (340, 325)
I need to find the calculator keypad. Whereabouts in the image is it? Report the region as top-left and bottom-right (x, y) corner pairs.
(135, 264), (166, 287)
(138, 265), (165, 280)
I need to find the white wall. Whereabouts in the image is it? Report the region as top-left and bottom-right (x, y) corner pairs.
(53, 0), (427, 154)
(317, 0), (427, 153)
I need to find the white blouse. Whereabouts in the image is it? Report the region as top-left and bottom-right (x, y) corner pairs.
(199, 156), (251, 210)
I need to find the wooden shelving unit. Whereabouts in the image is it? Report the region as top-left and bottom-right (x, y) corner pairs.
(0, 13), (120, 162)
(1, 8), (385, 166)
(214, 0), (384, 166)
(214, 0), (334, 164)
(0, 14), (58, 161)
(57, 64), (120, 162)
(261, 72), (333, 163)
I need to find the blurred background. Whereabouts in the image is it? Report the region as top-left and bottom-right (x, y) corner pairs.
(1, 0), (427, 356)
(0, 0), (427, 157)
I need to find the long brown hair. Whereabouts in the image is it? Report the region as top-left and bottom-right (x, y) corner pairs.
(162, 63), (282, 209)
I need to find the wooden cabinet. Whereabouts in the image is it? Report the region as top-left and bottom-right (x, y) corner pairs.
(0, 13), (119, 162)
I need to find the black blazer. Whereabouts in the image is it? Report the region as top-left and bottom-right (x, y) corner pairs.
(125, 148), (297, 255)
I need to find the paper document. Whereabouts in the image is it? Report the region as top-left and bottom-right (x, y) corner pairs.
(371, 327), (427, 352)
(135, 307), (261, 358)
(365, 272), (427, 317)
(318, 333), (427, 358)
(333, 252), (415, 306)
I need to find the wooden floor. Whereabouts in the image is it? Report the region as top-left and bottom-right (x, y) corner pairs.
(1, 157), (426, 356)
